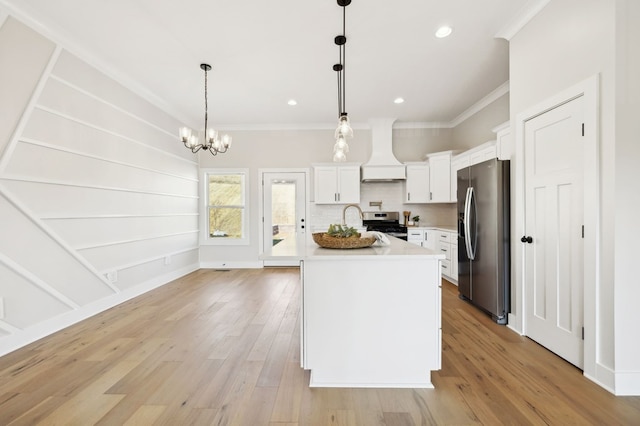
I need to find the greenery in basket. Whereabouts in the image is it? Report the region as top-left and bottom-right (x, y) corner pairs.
(326, 224), (360, 238)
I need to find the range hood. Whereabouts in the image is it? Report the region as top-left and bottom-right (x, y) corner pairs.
(361, 118), (406, 182)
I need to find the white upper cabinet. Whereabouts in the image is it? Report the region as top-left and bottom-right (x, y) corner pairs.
(404, 163), (430, 203)
(404, 151), (457, 204)
(314, 164), (361, 204)
(492, 121), (513, 160)
(427, 152), (453, 203)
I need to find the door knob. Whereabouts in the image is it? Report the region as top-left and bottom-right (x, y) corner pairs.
(520, 236), (533, 244)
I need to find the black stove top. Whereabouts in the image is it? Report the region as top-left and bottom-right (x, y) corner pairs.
(362, 211), (408, 239)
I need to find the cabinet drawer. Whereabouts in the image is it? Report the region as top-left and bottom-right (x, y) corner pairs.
(438, 242), (451, 260)
(407, 229), (425, 240)
(439, 232), (450, 242)
(441, 259), (451, 276)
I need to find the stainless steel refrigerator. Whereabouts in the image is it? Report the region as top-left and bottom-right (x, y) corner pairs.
(457, 158), (510, 324)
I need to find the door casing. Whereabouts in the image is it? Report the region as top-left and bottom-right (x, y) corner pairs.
(513, 75), (599, 383)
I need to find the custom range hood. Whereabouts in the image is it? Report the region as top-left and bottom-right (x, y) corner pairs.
(361, 118), (406, 181)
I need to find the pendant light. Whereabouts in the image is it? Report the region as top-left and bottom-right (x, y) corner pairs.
(179, 64), (232, 156)
(333, 0), (353, 162)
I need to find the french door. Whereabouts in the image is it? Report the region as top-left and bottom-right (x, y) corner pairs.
(261, 171), (307, 266)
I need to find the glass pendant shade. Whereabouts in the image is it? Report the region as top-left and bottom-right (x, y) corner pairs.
(333, 148), (347, 162)
(334, 114), (353, 139)
(179, 127), (192, 142)
(187, 134), (198, 148)
(334, 136), (349, 153)
(222, 134), (232, 148)
(207, 128), (217, 143)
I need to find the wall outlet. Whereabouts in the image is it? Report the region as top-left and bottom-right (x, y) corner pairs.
(164, 255), (172, 265)
(106, 271), (118, 283)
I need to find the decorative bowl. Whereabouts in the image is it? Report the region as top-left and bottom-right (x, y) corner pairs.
(312, 232), (377, 249)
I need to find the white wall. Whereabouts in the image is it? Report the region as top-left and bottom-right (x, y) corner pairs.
(0, 15), (199, 355)
(451, 93), (510, 149)
(510, 0), (640, 394)
(613, 0), (640, 395)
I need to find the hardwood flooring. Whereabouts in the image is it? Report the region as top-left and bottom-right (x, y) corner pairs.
(1, 268), (639, 425)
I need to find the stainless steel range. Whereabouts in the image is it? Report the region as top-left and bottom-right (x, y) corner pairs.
(362, 211), (408, 240)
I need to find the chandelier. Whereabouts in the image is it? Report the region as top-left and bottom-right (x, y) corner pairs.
(179, 64), (231, 156)
(332, 0), (353, 162)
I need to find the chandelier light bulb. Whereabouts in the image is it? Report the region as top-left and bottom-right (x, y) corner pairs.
(187, 134), (198, 148)
(207, 128), (217, 143)
(222, 134), (232, 148)
(179, 127), (192, 142)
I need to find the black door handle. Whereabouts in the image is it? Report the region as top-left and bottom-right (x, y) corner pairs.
(521, 236), (533, 244)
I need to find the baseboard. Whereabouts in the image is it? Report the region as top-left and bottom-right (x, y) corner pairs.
(506, 313), (523, 334)
(199, 261), (264, 269)
(584, 362), (615, 394)
(0, 263), (199, 358)
(612, 370), (640, 396)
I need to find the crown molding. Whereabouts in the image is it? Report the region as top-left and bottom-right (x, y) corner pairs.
(495, 0), (551, 40)
(448, 81), (510, 128)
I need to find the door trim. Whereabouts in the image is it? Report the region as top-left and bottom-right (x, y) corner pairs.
(513, 75), (600, 384)
(258, 168), (310, 266)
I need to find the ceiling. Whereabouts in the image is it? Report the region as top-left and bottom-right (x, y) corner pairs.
(2, 0), (544, 130)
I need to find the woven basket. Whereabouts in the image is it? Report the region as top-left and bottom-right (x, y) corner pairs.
(312, 232), (377, 249)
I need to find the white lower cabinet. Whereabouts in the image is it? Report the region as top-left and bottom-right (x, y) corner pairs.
(437, 230), (458, 284)
(451, 231), (458, 282)
(407, 229), (425, 246)
(424, 229), (438, 251)
(407, 228), (457, 283)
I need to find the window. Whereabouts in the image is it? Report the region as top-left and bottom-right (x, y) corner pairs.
(202, 169), (249, 245)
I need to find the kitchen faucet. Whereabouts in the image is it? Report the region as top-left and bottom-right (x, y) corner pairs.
(342, 204), (363, 226)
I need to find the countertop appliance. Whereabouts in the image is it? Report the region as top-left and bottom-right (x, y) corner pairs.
(363, 211), (408, 240)
(457, 158), (510, 324)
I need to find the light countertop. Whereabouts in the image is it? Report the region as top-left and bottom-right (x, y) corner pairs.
(304, 235), (445, 260)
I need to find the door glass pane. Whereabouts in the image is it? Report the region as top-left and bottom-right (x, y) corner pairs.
(271, 180), (296, 254)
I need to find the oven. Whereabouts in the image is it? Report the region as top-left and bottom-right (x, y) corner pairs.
(362, 211), (408, 241)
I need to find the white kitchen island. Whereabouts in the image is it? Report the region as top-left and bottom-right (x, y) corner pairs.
(300, 237), (445, 388)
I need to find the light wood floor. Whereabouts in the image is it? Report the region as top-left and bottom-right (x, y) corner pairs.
(1, 268), (639, 425)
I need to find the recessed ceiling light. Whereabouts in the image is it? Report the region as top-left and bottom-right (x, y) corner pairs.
(287, 99), (297, 106)
(435, 26), (453, 38)
(394, 97), (405, 104)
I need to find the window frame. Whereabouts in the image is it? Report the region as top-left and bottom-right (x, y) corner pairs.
(200, 168), (250, 246)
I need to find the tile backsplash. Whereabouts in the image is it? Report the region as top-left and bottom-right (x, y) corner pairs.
(309, 181), (457, 231)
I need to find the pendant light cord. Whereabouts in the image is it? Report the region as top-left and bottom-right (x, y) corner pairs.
(342, 5), (346, 115)
(203, 67), (208, 139)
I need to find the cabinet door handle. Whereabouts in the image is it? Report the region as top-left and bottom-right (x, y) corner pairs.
(430, 192), (433, 201)
(521, 236), (533, 244)
(408, 192), (411, 201)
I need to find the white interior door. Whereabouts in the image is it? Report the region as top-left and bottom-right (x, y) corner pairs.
(262, 172), (306, 266)
(524, 96), (584, 368)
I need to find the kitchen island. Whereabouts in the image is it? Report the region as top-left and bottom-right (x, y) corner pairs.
(300, 236), (445, 388)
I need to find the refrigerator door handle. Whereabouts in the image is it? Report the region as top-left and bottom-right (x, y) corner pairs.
(464, 187), (476, 260)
